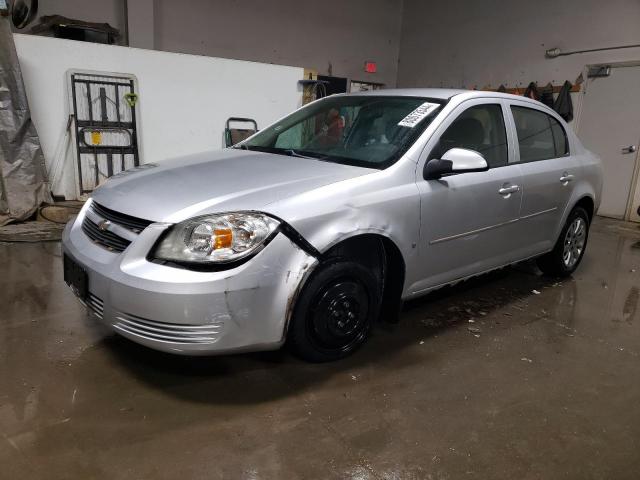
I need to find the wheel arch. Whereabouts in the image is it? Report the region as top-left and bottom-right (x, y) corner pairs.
(283, 233), (407, 341)
(573, 195), (595, 221)
(321, 234), (407, 323)
(554, 187), (596, 243)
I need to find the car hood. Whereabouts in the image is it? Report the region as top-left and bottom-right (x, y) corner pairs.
(91, 149), (373, 223)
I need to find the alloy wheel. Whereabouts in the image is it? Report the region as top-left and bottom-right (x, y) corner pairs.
(563, 217), (586, 268)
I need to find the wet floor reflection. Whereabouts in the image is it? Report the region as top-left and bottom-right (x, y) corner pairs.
(1, 217), (639, 479)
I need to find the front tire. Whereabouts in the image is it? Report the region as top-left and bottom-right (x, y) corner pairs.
(537, 206), (590, 277)
(288, 259), (381, 362)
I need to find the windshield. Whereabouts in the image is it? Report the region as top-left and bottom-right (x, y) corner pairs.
(238, 95), (445, 169)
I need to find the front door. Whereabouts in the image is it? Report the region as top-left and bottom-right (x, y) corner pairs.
(578, 65), (640, 221)
(414, 100), (523, 293)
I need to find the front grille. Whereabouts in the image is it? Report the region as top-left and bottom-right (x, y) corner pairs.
(113, 312), (223, 344)
(90, 202), (153, 233)
(81, 202), (153, 253)
(87, 293), (104, 319)
(82, 216), (131, 252)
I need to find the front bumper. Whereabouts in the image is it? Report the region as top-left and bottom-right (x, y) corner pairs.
(62, 204), (317, 355)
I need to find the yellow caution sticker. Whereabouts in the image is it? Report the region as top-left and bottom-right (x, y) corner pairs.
(90, 131), (102, 145)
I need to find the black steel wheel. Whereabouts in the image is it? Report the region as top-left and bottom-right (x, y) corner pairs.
(288, 259), (381, 362)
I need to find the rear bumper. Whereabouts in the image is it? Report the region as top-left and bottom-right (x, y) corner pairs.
(62, 203), (317, 355)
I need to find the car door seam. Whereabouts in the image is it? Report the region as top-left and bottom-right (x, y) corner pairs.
(429, 207), (558, 245)
(429, 218), (520, 245)
(518, 207), (558, 220)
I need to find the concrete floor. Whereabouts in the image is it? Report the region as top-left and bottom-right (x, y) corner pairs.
(1, 217), (639, 480)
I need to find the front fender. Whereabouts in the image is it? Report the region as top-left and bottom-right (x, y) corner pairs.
(265, 160), (422, 297)
(284, 199), (419, 297)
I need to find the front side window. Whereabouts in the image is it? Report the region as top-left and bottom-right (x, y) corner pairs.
(511, 106), (569, 162)
(240, 96), (445, 169)
(430, 104), (508, 168)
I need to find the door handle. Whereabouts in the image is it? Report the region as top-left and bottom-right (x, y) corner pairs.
(559, 173), (574, 184)
(622, 145), (637, 154)
(498, 185), (520, 196)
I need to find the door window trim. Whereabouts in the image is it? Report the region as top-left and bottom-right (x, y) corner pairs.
(505, 101), (571, 165)
(418, 98), (517, 175)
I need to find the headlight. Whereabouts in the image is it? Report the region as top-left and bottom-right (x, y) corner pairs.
(153, 212), (280, 264)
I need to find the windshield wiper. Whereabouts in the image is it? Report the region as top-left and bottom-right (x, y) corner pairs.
(283, 149), (313, 159)
(234, 145), (322, 160)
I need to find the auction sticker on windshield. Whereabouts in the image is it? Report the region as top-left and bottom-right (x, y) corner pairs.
(397, 102), (440, 128)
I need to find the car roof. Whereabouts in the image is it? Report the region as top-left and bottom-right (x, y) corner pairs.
(348, 88), (467, 99)
(345, 87), (554, 112)
(348, 87), (535, 102)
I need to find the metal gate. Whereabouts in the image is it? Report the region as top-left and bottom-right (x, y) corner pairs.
(70, 72), (140, 195)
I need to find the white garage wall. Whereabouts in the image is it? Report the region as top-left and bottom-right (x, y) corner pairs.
(14, 34), (304, 200)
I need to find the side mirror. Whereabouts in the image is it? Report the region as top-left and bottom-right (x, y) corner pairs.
(423, 148), (488, 180)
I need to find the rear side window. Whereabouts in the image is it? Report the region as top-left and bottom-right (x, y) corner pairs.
(432, 104), (508, 168)
(511, 106), (569, 162)
(550, 117), (568, 156)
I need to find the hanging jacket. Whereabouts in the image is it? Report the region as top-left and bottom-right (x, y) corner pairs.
(523, 82), (539, 100)
(539, 83), (554, 109)
(553, 81), (573, 122)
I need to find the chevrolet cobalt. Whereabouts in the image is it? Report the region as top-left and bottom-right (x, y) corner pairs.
(63, 89), (602, 361)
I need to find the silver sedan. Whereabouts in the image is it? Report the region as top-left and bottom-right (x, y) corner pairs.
(62, 89), (602, 361)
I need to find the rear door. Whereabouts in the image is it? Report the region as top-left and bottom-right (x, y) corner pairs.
(506, 101), (579, 256)
(414, 99), (523, 292)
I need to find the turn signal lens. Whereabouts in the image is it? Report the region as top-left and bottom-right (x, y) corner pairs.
(213, 229), (233, 249)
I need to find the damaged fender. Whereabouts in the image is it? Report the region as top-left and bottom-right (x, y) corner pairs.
(264, 158), (422, 299)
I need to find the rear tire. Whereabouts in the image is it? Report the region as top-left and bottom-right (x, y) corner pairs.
(288, 259), (381, 362)
(537, 206), (590, 277)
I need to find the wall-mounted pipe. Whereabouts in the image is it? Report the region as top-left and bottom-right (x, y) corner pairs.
(546, 43), (640, 58)
(122, 0), (129, 46)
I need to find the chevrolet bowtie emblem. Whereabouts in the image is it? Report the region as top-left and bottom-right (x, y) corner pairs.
(97, 219), (112, 231)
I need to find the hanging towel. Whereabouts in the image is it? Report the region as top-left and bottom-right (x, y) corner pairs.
(553, 81), (573, 122)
